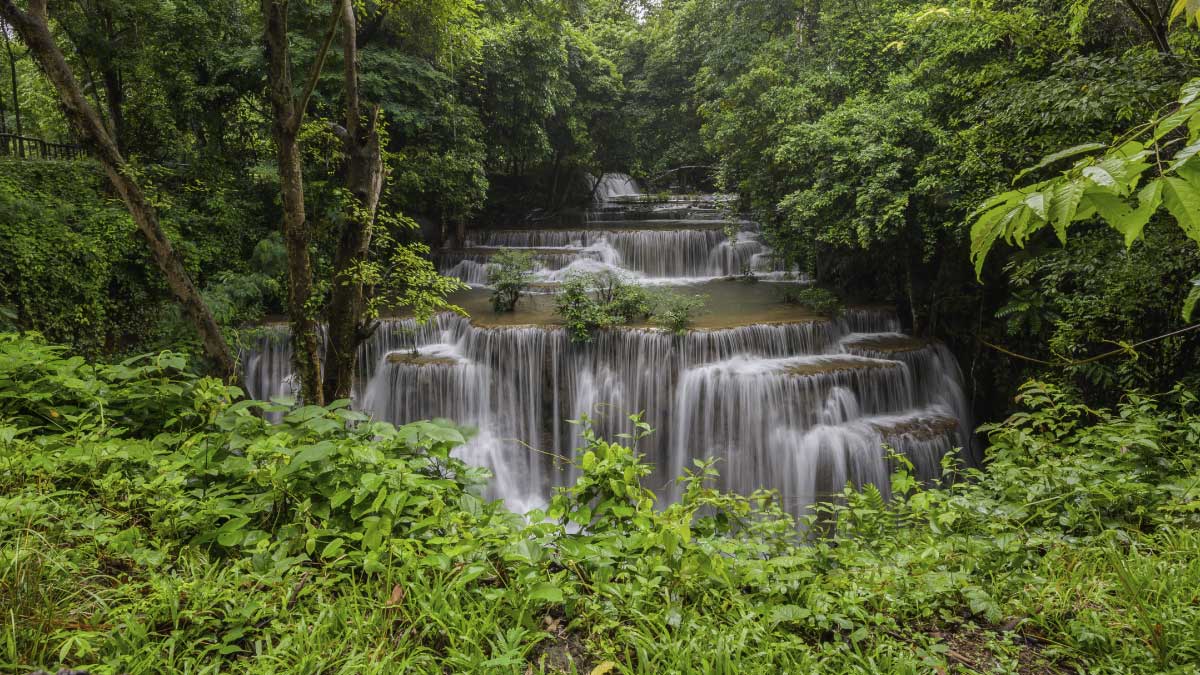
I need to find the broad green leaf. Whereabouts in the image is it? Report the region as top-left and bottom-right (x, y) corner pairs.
(1162, 176), (1200, 245)
(216, 516), (250, 547)
(1082, 165), (1117, 188)
(1014, 142), (1105, 182)
(1002, 204), (1035, 247)
(1112, 140), (1147, 159)
(1088, 180), (1163, 247)
(1178, 159), (1200, 184)
(769, 604), (812, 625)
(1154, 100), (1200, 141)
(1169, 141), (1200, 171)
(283, 405), (327, 423)
(1132, 179), (1166, 246)
(1184, 278), (1200, 322)
(527, 582), (563, 604)
(970, 204), (1015, 278)
(1048, 179), (1087, 243)
(1177, 0), (1200, 27)
(1022, 191), (1048, 220)
(280, 441), (336, 476)
(321, 537), (345, 558)
(1088, 152), (1151, 193)
(330, 488), (353, 508)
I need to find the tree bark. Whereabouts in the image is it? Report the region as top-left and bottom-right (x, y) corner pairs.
(0, 0), (238, 379)
(1121, 0), (1172, 54)
(796, 0), (821, 47)
(323, 0), (385, 402)
(2, 18), (22, 139)
(262, 0), (340, 406)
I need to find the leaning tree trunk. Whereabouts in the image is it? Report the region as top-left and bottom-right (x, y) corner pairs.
(261, 0), (342, 406)
(0, 0), (237, 380)
(323, 0), (385, 403)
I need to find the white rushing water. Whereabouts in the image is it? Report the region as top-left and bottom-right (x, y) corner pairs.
(244, 178), (978, 516)
(439, 173), (778, 285)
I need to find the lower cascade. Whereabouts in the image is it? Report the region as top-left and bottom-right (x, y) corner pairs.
(243, 312), (978, 516)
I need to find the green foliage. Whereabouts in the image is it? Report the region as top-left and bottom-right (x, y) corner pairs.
(969, 78), (1200, 288)
(554, 271), (651, 342)
(6, 336), (1200, 673)
(487, 249), (537, 312)
(996, 229), (1200, 395)
(649, 290), (706, 335)
(777, 286), (843, 317)
(360, 224), (468, 325)
(0, 160), (150, 355)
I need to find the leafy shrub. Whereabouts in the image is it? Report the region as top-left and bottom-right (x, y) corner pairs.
(651, 290), (707, 334)
(554, 271), (652, 342)
(0, 160), (147, 355)
(487, 249), (536, 312)
(777, 285), (842, 316)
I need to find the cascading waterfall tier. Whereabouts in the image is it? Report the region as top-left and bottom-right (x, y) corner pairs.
(247, 179), (976, 516)
(441, 174), (773, 284)
(243, 311), (976, 516)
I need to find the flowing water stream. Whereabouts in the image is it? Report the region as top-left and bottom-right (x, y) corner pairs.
(244, 175), (977, 516)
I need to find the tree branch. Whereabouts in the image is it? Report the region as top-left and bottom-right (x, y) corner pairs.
(338, 0), (358, 138)
(292, 4), (342, 134)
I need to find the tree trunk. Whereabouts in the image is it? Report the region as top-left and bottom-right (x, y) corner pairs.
(262, 0), (339, 406)
(100, 63), (124, 152)
(796, 0), (821, 47)
(1121, 0), (1172, 54)
(0, 0), (237, 379)
(2, 19), (22, 139)
(323, 0), (385, 403)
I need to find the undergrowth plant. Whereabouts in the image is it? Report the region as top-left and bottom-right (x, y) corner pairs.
(3, 334), (1200, 674)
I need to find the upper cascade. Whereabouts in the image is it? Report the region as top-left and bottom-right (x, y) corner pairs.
(438, 174), (785, 284)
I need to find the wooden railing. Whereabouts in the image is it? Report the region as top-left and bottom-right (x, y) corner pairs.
(0, 133), (86, 161)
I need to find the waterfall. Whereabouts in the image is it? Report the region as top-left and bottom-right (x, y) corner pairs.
(452, 228), (770, 280)
(244, 310), (973, 516)
(591, 172), (642, 203)
(245, 194), (976, 517)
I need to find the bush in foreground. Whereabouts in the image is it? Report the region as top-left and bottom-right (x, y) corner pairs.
(2, 333), (1199, 674)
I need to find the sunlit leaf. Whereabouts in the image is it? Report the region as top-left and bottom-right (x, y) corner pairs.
(1048, 179), (1087, 243)
(1184, 277), (1200, 321)
(1022, 191), (1048, 220)
(1162, 176), (1200, 245)
(1014, 142), (1106, 182)
(970, 204), (1017, 278)
(527, 582), (563, 604)
(1169, 142), (1200, 172)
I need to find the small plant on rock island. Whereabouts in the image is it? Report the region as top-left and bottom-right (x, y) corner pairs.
(487, 249), (536, 312)
(652, 290), (707, 335)
(778, 285), (842, 316)
(555, 271), (652, 342)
